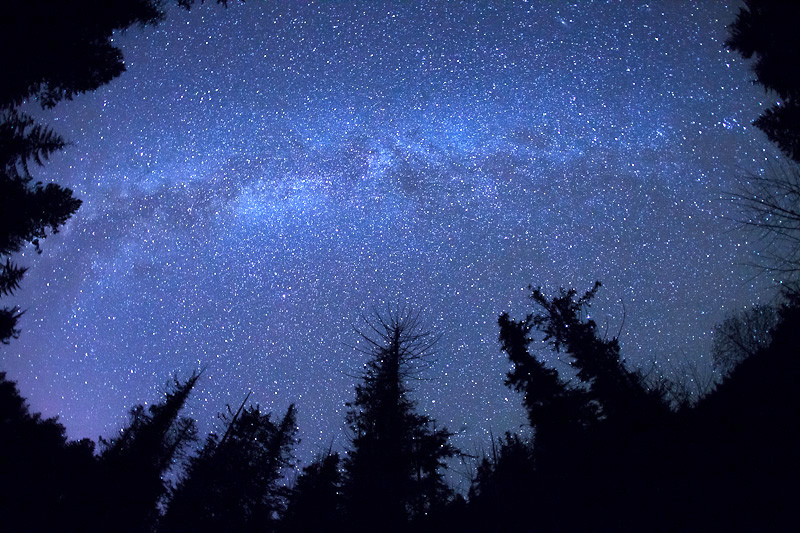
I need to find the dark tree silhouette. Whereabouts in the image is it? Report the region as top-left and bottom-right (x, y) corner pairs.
(95, 371), (200, 533)
(281, 452), (343, 532)
(0, 0), (234, 344)
(0, 1), (160, 110)
(500, 283), (668, 440)
(161, 401), (298, 533)
(343, 309), (457, 532)
(730, 162), (800, 278)
(0, 111), (80, 343)
(0, 0), (234, 110)
(711, 303), (777, 375)
(722, 3), (800, 278)
(493, 283), (679, 531)
(466, 433), (537, 533)
(526, 283), (668, 423)
(689, 291), (800, 531)
(727, 1), (800, 162)
(0, 372), (96, 532)
(498, 310), (594, 437)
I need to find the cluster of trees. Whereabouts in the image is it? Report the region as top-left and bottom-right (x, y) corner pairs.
(0, 310), (459, 532)
(2, 284), (799, 531)
(1, 0), (800, 531)
(727, 1), (800, 276)
(467, 284), (799, 531)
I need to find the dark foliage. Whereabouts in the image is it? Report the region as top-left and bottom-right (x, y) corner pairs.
(1, 289), (798, 531)
(466, 433), (537, 533)
(343, 309), (458, 532)
(0, 0), (167, 341)
(0, 110), (80, 343)
(686, 293), (800, 531)
(281, 452), (343, 532)
(0, 0), (232, 110)
(727, 0), (800, 162)
(466, 280), (800, 531)
(0, 1), (161, 110)
(488, 283), (676, 531)
(0, 372), (95, 532)
(162, 402), (298, 533)
(95, 371), (200, 533)
(0, 0), (233, 344)
(0, 3), (796, 530)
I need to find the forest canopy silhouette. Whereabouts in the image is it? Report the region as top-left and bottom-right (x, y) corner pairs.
(1, 1), (799, 532)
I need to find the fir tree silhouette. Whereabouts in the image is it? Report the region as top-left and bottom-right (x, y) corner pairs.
(161, 400), (298, 533)
(493, 283), (675, 531)
(343, 309), (457, 532)
(0, 0), (235, 343)
(281, 452), (343, 532)
(0, 111), (80, 343)
(95, 371), (200, 533)
(727, 0), (800, 162)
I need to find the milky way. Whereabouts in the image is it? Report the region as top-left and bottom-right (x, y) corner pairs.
(3, 1), (781, 471)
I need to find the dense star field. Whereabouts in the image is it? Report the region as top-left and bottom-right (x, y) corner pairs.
(2, 1), (781, 467)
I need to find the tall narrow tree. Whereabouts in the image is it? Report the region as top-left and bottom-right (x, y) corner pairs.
(343, 309), (457, 532)
(95, 371), (200, 533)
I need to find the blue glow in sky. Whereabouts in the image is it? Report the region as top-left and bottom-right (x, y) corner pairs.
(4, 1), (780, 466)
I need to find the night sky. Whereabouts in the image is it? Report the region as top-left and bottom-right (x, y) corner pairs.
(3, 1), (781, 468)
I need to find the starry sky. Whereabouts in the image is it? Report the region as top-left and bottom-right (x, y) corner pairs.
(3, 1), (782, 468)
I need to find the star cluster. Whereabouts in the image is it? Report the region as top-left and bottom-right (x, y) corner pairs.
(4, 1), (779, 465)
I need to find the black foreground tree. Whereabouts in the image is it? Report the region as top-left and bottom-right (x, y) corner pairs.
(0, 0), (234, 109)
(725, 2), (800, 278)
(94, 371), (201, 533)
(0, 0), (233, 344)
(0, 372), (95, 532)
(161, 401), (298, 533)
(727, 0), (800, 162)
(281, 452), (343, 532)
(343, 309), (457, 532)
(488, 282), (676, 532)
(500, 282), (669, 441)
(687, 290), (800, 531)
(0, 111), (81, 343)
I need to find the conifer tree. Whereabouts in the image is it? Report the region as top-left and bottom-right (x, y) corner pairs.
(0, 0), (234, 344)
(96, 371), (200, 533)
(501, 283), (668, 432)
(281, 452), (343, 532)
(0, 372), (95, 532)
(496, 283), (673, 531)
(162, 402), (298, 533)
(0, 111), (80, 343)
(726, 0), (800, 162)
(343, 309), (457, 532)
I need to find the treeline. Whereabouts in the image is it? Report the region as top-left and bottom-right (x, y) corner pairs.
(2, 287), (799, 531)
